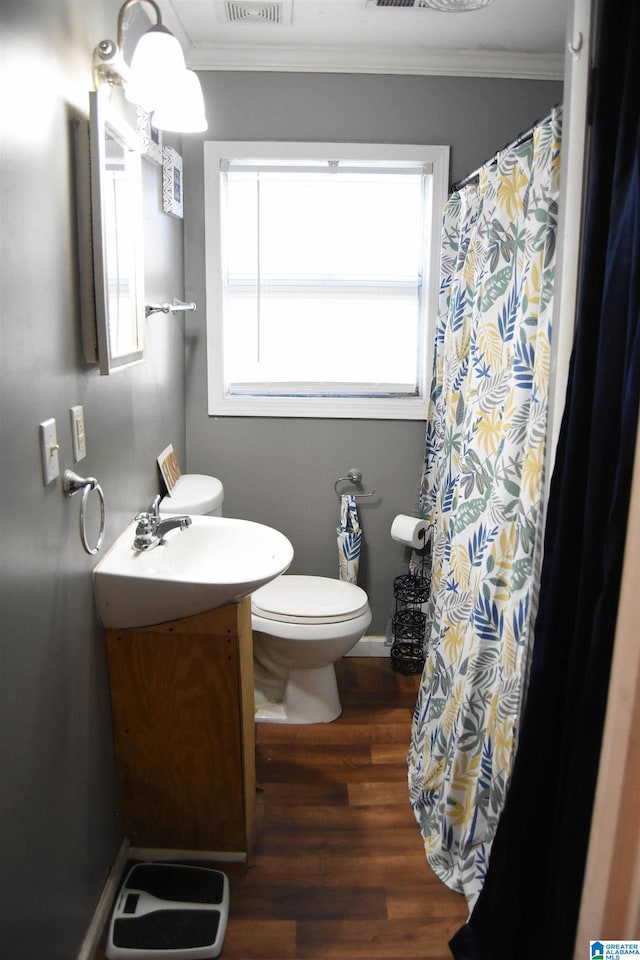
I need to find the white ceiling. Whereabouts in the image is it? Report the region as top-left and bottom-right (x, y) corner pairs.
(158, 0), (570, 79)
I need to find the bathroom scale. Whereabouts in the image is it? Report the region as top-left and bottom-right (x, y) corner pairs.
(105, 862), (229, 959)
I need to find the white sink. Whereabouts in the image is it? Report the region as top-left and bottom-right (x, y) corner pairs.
(93, 516), (294, 629)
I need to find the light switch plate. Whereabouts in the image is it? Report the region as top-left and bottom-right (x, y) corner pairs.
(70, 405), (87, 462)
(39, 418), (60, 485)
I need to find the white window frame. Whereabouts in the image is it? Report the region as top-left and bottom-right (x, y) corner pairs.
(204, 141), (449, 419)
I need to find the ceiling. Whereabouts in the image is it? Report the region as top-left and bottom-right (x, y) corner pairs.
(158, 0), (570, 79)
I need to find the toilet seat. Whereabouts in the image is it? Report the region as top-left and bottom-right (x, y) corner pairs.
(251, 575), (369, 624)
(252, 575), (372, 722)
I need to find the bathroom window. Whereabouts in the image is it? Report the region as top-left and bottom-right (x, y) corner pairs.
(204, 141), (449, 419)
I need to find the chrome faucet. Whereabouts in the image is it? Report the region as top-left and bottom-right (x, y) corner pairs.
(133, 495), (192, 552)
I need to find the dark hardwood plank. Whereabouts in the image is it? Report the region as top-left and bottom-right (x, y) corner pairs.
(94, 657), (467, 959)
(230, 886), (388, 921)
(256, 720), (414, 746)
(259, 757), (411, 784)
(252, 802), (420, 830)
(347, 780), (416, 806)
(386, 886), (471, 921)
(234, 852), (436, 888)
(252, 825), (427, 856)
(222, 918), (297, 958)
(296, 917), (466, 959)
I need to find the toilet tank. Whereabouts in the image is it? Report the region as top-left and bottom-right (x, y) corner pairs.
(159, 474), (224, 517)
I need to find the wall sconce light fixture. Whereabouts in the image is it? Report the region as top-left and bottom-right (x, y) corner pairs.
(92, 0), (207, 133)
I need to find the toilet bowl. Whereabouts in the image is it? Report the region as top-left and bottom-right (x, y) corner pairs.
(252, 575), (372, 724)
(159, 474), (372, 723)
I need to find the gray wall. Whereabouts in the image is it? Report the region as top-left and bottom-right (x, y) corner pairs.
(0, 7), (563, 952)
(183, 72), (563, 633)
(1, 1), (187, 957)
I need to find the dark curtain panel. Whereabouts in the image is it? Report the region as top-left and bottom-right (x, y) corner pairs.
(449, 1), (640, 957)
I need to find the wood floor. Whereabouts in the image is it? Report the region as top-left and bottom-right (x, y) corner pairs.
(98, 657), (468, 959)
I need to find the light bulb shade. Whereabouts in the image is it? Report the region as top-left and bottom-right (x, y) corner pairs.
(152, 70), (208, 133)
(125, 25), (186, 110)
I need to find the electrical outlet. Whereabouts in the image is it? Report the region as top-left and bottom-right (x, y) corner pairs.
(70, 405), (87, 462)
(39, 418), (60, 485)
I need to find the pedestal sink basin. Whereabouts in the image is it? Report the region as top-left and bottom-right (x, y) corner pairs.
(93, 516), (294, 628)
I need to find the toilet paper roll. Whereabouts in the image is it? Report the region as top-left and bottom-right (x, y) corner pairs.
(390, 514), (428, 548)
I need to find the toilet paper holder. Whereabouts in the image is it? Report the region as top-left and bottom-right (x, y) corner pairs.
(334, 468), (376, 499)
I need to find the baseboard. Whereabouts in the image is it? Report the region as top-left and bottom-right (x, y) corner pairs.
(76, 837), (130, 960)
(346, 635), (390, 657)
(129, 846), (248, 864)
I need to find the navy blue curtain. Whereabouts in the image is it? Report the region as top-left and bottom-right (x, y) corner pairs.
(449, 1), (640, 958)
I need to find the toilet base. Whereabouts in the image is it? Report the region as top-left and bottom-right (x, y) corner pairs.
(255, 663), (342, 724)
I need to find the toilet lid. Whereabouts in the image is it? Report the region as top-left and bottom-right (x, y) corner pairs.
(160, 474), (224, 515)
(252, 575), (370, 624)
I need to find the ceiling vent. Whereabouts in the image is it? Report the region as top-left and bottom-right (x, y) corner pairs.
(367, 0), (421, 6)
(366, 0), (495, 10)
(221, 1), (292, 24)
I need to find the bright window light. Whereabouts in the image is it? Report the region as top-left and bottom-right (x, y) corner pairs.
(204, 142), (449, 419)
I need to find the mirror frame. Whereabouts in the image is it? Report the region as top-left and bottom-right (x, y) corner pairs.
(80, 88), (146, 374)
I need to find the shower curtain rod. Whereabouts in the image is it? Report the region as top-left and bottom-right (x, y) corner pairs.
(450, 103), (561, 193)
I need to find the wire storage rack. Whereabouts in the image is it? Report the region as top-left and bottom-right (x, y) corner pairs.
(390, 542), (431, 675)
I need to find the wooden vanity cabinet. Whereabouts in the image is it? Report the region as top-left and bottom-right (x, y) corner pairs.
(105, 598), (255, 856)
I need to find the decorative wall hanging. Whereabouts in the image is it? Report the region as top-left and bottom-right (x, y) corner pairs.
(162, 146), (183, 218)
(136, 108), (163, 165)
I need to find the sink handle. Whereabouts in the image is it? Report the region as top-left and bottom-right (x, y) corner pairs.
(134, 495), (161, 529)
(134, 512), (154, 531)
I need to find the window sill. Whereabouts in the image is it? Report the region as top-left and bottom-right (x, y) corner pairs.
(208, 393), (429, 420)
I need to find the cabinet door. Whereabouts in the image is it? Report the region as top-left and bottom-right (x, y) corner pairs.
(106, 603), (251, 853)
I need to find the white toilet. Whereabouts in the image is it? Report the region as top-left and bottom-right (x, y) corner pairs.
(252, 575), (372, 724)
(160, 473), (224, 517)
(160, 474), (372, 724)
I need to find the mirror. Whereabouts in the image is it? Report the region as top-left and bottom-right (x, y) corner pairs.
(78, 88), (145, 374)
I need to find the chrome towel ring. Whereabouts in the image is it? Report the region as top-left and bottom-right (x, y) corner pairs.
(63, 469), (106, 555)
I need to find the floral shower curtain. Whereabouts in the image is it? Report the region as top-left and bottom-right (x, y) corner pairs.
(408, 108), (562, 908)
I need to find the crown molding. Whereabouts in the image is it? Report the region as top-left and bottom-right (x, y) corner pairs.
(186, 44), (564, 80)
